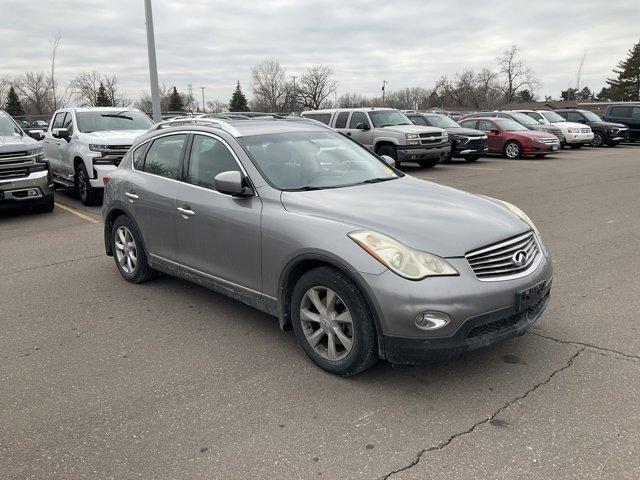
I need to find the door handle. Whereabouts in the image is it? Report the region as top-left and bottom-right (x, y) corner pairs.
(125, 192), (139, 202)
(346, 132), (352, 136)
(177, 206), (196, 218)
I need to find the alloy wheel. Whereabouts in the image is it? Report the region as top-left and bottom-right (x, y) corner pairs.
(114, 226), (138, 274)
(505, 142), (520, 159)
(77, 168), (88, 202)
(591, 132), (604, 147)
(299, 286), (354, 361)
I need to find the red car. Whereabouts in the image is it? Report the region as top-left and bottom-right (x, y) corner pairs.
(459, 117), (560, 159)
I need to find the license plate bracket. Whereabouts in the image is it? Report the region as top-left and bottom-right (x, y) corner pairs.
(516, 281), (546, 311)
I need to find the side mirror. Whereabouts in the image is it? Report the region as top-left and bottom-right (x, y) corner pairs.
(28, 130), (45, 141)
(356, 123), (370, 131)
(381, 155), (396, 167)
(214, 170), (253, 197)
(538, 119), (546, 124)
(490, 129), (500, 135)
(52, 128), (69, 140)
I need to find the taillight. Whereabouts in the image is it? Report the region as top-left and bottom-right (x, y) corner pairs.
(103, 173), (112, 186)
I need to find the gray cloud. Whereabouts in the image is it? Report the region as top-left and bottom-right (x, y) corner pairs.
(1, 0), (638, 105)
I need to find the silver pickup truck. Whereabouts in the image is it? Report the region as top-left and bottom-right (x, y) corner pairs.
(301, 108), (450, 168)
(0, 111), (54, 213)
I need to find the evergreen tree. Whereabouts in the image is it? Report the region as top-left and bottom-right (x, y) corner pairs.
(168, 87), (184, 112)
(229, 81), (249, 112)
(606, 41), (640, 101)
(596, 87), (611, 101)
(95, 82), (112, 107)
(4, 86), (24, 117)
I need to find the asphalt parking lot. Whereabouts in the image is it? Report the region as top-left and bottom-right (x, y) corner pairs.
(2, 145), (639, 479)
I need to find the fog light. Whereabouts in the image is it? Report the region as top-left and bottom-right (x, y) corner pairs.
(415, 311), (450, 330)
(27, 189), (39, 197)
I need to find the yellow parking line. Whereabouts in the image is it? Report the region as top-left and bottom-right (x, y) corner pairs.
(55, 202), (100, 224)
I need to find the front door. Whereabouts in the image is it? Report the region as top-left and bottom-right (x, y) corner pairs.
(58, 112), (75, 178)
(130, 133), (188, 261)
(175, 133), (262, 292)
(346, 112), (374, 149)
(43, 112), (65, 176)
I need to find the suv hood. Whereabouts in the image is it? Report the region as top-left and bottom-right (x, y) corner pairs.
(445, 127), (486, 137)
(380, 124), (443, 135)
(280, 176), (529, 257)
(588, 121), (627, 129)
(0, 133), (39, 154)
(81, 130), (147, 144)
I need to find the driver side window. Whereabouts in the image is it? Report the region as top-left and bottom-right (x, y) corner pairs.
(62, 113), (74, 136)
(51, 112), (66, 130)
(185, 135), (241, 190)
(349, 112), (369, 129)
(478, 120), (495, 132)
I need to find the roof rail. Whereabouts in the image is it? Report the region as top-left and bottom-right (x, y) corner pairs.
(149, 118), (242, 137)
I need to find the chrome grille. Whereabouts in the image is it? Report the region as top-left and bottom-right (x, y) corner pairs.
(540, 137), (559, 145)
(580, 128), (591, 133)
(0, 168), (29, 179)
(0, 150), (28, 159)
(98, 145), (132, 166)
(466, 231), (541, 280)
(419, 133), (444, 145)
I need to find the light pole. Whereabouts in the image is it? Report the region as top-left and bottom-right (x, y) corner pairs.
(291, 75), (297, 113)
(144, 0), (161, 122)
(382, 80), (387, 106)
(200, 87), (206, 113)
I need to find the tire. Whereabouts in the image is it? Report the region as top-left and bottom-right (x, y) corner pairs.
(418, 159), (439, 168)
(291, 266), (378, 376)
(76, 163), (101, 206)
(464, 155), (480, 163)
(110, 215), (155, 284)
(590, 131), (605, 148)
(606, 141), (620, 147)
(33, 196), (55, 213)
(569, 144), (583, 149)
(503, 140), (522, 159)
(376, 144), (399, 168)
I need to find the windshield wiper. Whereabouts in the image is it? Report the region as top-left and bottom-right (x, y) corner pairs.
(284, 186), (323, 191)
(101, 113), (133, 121)
(362, 177), (396, 184)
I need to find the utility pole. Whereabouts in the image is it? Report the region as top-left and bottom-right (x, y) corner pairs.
(291, 75), (297, 113)
(144, 0), (161, 122)
(200, 87), (206, 113)
(382, 80), (387, 106)
(187, 84), (193, 112)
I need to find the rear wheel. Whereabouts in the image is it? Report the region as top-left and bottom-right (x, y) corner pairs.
(110, 215), (155, 283)
(503, 140), (522, 159)
(291, 266), (378, 376)
(590, 131), (605, 148)
(569, 144), (583, 149)
(76, 163), (100, 206)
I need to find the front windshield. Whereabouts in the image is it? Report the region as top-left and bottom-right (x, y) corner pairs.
(581, 110), (602, 122)
(368, 110), (412, 127)
(76, 110), (154, 133)
(239, 131), (401, 190)
(540, 111), (565, 123)
(508, 112), (537, 126)
(497, 119), (529, 132)
(425, 115), (460, 128)
(0, 115), (23, 136)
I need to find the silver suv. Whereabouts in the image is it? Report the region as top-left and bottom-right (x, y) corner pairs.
(0, 111), (54, 213)
(302, 108), (450, 168)
(102, 117), (552, 375)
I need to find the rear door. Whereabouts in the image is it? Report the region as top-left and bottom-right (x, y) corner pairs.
(175, 133), (262, 291)
(130, 133), (188, 261)
(346, 111), (374, 148)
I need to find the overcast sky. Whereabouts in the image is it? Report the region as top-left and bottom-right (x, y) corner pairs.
(1, 0), (638, 106)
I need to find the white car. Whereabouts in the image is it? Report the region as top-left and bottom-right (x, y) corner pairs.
(43, 107), (154, 205)
(514, 110), (594, 149)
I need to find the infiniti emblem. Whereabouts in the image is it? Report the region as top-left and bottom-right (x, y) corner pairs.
(512, 250), (528, 267)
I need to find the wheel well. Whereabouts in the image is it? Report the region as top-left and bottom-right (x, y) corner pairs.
(374, 141), (396, 154)
(73, 156), (84, 172)
(104, 208), (127, 255)
(279, 257), (386, 358)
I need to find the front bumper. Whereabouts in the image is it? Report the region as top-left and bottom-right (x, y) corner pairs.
(397, 143), (451, 162)
(564, 132), (594, 144)
(523, 142), (560, 156)
(451, 138), (488, 158)
(0, 170), (54, 208)
(90, 164), (117, 188)
(606, 129), (629, 143)
(358, 244), (553, 363)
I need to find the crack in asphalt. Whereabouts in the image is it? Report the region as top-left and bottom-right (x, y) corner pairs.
(528, 331), (640, 362)
(5, 254), (104, 276)
(381, 346), (585, 480)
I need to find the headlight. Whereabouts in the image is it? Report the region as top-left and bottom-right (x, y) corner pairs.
(567, 128), (580, 133)
(348, 230), (458, 280)
(441, 131), (448, 140)
(31, 147), (47, 163)
(405, 133), (420, 140)
(497, 200), (540, 236)
(89, 144), (111, 152)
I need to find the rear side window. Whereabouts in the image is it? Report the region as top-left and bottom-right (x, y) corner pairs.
(348, 112), (369, 128)
(132, 144), (147, 170)
(304, 113), (332, 125)
(62, 113), (74, 135)
(143, 134), (187, 179)
(634, 107), (640, 119)
(609, 106), (632, 118)
(460, 120), (477, 129)
(52, 112), (66, 129)
(477, 120), (495, 132)
(334, 112), (350, 129)
(185, 135), (240, 190)
(564, 112), (584, 122)
(409, 115), (428, 126)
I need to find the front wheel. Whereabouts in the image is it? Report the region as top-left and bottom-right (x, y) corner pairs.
(110, 215), (156, 283)
(503, 140), (522, 159)
(418, 158), (439, 168)
(590, 131), (605, 148)
(464, 155), (480, 163)
(569, 144), (583, 149)
(76, 163), (101, 206)
(291, 267), (378, 376)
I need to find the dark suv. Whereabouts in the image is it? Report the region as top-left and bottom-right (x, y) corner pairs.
(603, 104), (639, 142)
(555, 109), (629, 147)
(406, 112), (487, 162)
(461, 111), (564, 145)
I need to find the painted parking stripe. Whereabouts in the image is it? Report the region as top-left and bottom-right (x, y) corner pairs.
(55, 202), (100, 224)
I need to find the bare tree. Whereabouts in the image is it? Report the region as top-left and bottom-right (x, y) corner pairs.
(71, 71), (129, 107)
(576, 49), (588, 91)
(497, 45), (540, 103)
(337, 92), (367, 108)
(206, 100), (227, 113)
(297, 66), (337, 110)
(0, 76), (11, 107)
(15, 72), (53, 115)
(251, 60), (287, 112)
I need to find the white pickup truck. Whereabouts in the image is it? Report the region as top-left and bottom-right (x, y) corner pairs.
(43, 107), (153, 205)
